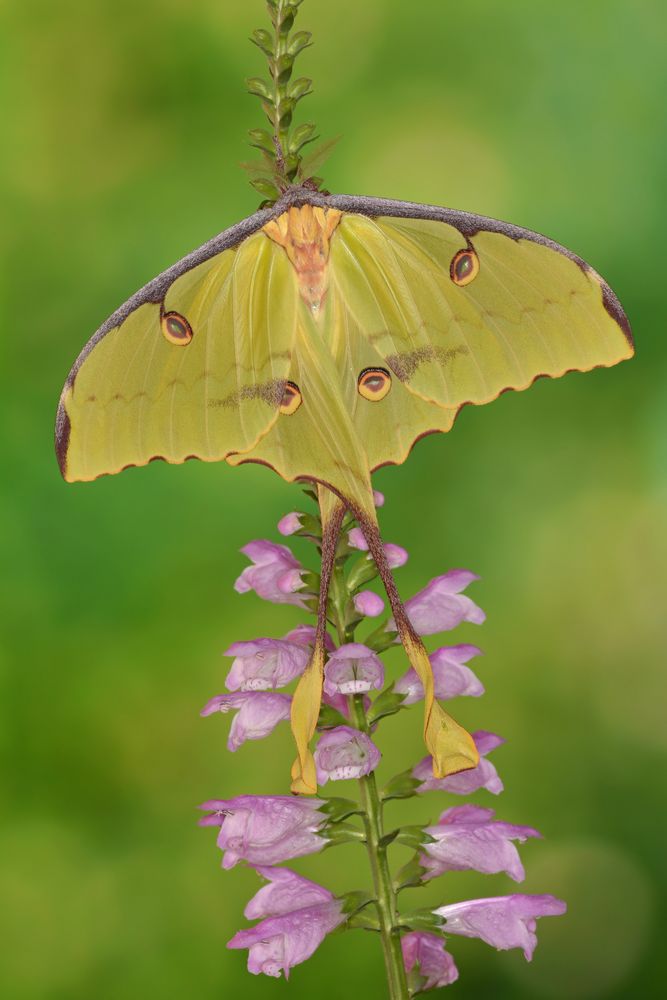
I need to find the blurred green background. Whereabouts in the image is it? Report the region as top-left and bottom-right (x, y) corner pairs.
(1, 0), (666, 997)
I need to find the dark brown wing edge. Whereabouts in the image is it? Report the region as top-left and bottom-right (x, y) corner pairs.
(56, 186), (633, 476)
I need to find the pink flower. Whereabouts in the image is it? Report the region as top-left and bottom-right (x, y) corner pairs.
(323, 644), (384, 696)
(394, 570), (485, 635)
(395, 644), (484, 704)
(283, 624), (317, 646)
(373, 490), (385, 508)
(402, 932), (459, 990)
(413, 731), (505, 795)
(314, 726), (381, 784)
(199, 796), (326, 869)
(384, 543), (409, 568)
(277, 512), (303, 536)
(353, 590), (385, 618)
(422, 805), (541, 882)
(234, 540), (310, 607)
(348, 527), (368, 551)
(244, 867), (334, 919)
(434, 894), (567, 961)
(200, 692), (291, 751)
(224, 638), (310, 691)
(347, 529), (408, 568)
(228, 899), (345, 978)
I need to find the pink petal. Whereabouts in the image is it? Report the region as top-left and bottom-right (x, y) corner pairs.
(434, 894), (566, 961)
(413, 731), (505, 795)
(353, 590), (385, 618)
(402, 932), (459, 989)
(315, 726), (381, 784)
(323, 643), (384, 696)
(244, 867), (333, 920)
(278, 513), (303, 536)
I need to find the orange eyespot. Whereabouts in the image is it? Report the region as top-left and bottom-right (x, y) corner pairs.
(161, 311), (193, 345)
(280, 381), (302, 415)
(358, 368), (392, 401)
(450, 249), (480, 287)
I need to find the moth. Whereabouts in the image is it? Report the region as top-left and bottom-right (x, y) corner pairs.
(55, 188), (633, 791)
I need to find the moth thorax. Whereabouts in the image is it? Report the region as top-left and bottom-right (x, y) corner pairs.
(263, 205), (342, 314)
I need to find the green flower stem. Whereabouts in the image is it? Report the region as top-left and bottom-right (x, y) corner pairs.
(326, 524), (408, 997)
(351, 694), (409, 1000)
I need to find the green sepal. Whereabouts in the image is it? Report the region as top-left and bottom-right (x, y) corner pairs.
(246, 76), (273, 100)
(364, 622), (397, 654)
(249, 177), (281, 201)
(276, 55), (295, 84)
(378, 828), (400, 849)
(339, 890), (377, 918)
(398, 909), (443, 933)
(323, 822), (366, 847)
(250, 28), (274, 58)
(288, 76), (314, 101)
(287, 30), (313, 58)
(407, 969), (430, 997)
(319, 796), (364, 823)
(347, 554), (378, 591)
(381, 769), (421, 802)
(395, 825), (436, 850)
(367, 684), (407, 726)
(317, 702), (348, 731)
(247, 128), (276, 156)
(394, 856), (426, 891)
(289, 122), (318, 154)
(300, 570), (320, 593)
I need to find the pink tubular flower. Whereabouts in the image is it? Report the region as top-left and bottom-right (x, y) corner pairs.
(402, 932), (459, 990)
(395, 644), (484, 704)
(434, 894), (567, 961)
(422, 805), (541, 882)
(384, 543), (409, 568)
(353, 590), (385, 618)
(234, 540), (310, 607)
(323, 644), (384, 696)
(277, 512), (303, 536)
(244, 867), (334, 920)
(413, 731), (505, 795)
(347, 529), (408, 569)
(200, 692), (291, 751)
(394, 570), (486, 635)
(199, 796), (326, 869)
(228, 900), (345, 978)
(347, 527), (368, 551)
(224, 637), (310, 691)
(315, 726), (381, 784)
(283, 624), (336, 652)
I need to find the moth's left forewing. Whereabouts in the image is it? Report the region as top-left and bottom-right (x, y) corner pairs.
(57, 228), (301, 483)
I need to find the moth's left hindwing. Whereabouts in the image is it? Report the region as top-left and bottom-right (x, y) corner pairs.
(56, 231), (300, 483)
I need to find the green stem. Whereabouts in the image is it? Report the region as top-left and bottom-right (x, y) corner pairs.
(324, 503), (408, 998)
(351, 695), (409, 1000)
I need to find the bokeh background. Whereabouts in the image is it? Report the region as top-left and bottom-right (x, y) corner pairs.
(1, 0), (666, 997)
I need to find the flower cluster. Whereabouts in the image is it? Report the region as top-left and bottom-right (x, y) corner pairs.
(200, 492), (565, 991)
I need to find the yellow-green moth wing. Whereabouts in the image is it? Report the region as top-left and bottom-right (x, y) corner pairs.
(329, 203), (633, 420)
(56, 214), (300, 483)
(57, 190), (633, 508)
